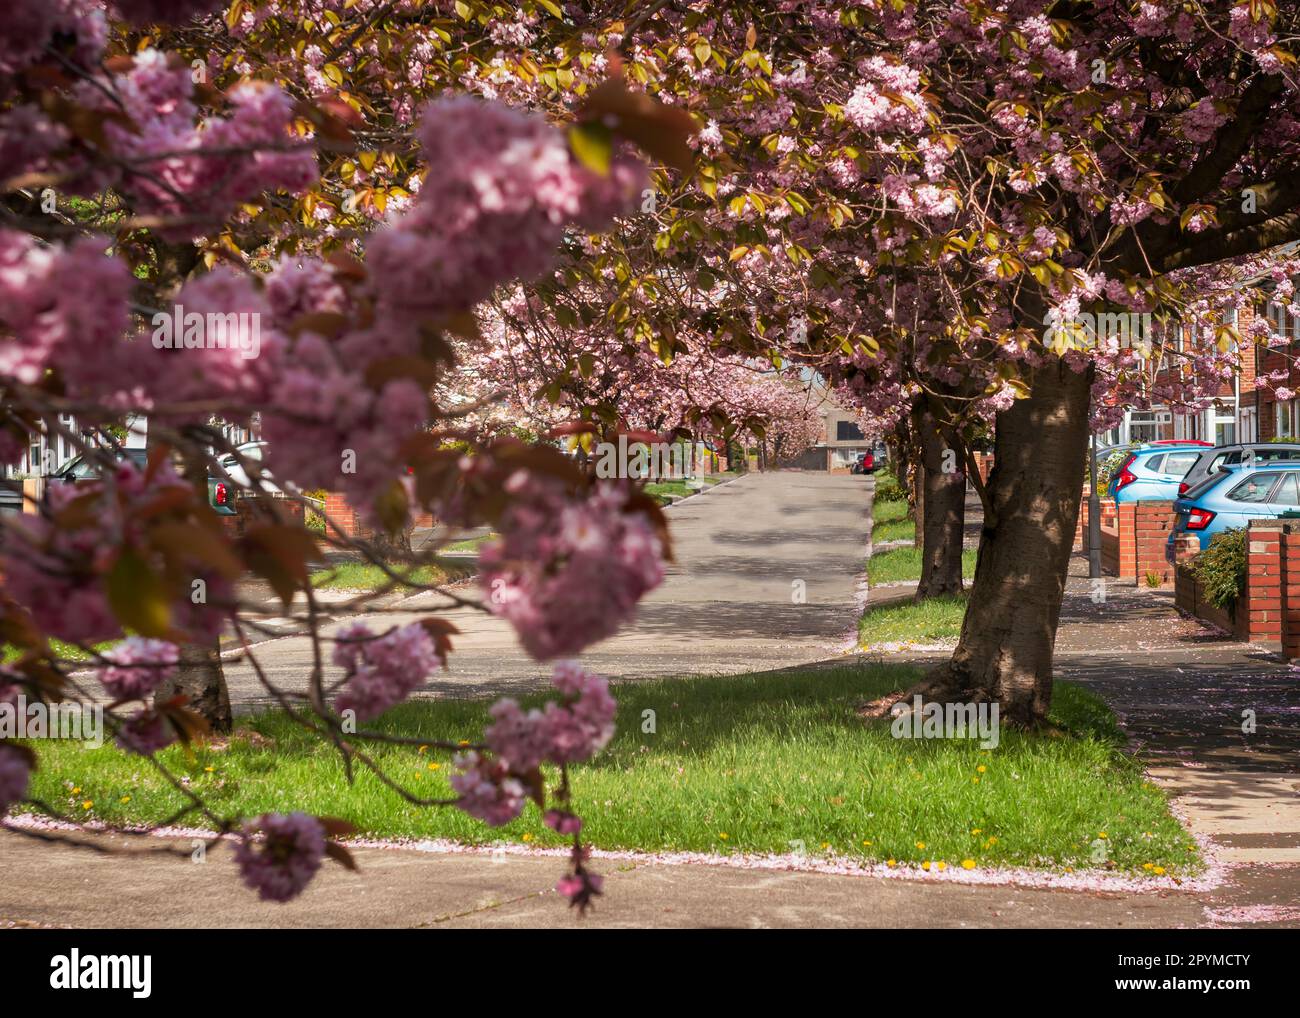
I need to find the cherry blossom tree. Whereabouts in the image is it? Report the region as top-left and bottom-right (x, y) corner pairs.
(0, 0), (695, 909)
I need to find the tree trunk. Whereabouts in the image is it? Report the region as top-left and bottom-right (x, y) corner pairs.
(154, 639), (232, 733)
(912, 399), (965, 600)
(918, 358), (1092, 725)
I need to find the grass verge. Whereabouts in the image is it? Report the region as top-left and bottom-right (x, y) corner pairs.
(22, 663), (1197, 876)
(872, 497), (915, 544)
(309, 561), (451, 592)
(869, 545), (977, 585)
(859, 594), (967, 647)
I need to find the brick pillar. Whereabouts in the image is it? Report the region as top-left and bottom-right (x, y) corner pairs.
(324, 491), (370, 541)
(1133, 501), (1175, 586)
(1282, 524), (1300, 660)
(1243, 520), (1282, 645)
(1116, 502), (1138, 579)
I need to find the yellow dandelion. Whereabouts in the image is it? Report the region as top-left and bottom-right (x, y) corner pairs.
(1153, 866), (1166, 876)
(120, 795), (131, 804)
(886, 859), (897, 867)
(522, 833), (533, 843)
(718, 832), (729, 840)
(204, 766), (214, 773)
(861, 839), (872, 846)
(971, 828), (982, 835)
(972, 777), (980, 784)
(821, 842), (831, 850)
(937, 861), (947, 871)
(82, 800), (93, 810)
(961, 859), (976, 870)
(1142, 862), (1154, 871)
(1097, 832), (1108, 839)
(921, 860), (931, 871)
(458, 739), (470, 747)
(71, 786), (81, 794)
(915, 840), (926, 850)
(977, 765), (987, 774)
(427, 762), (441, 770)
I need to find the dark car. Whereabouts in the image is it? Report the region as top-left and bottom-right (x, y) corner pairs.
(54, 448), (236, 516)
(1177, 442), (1300, 496)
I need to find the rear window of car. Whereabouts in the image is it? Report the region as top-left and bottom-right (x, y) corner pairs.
(1143, 454), (1165, 472)
(1162, 452), (1200, 475)
(1227, 475), (1279, 503)
(1271, 473), (1300, 505)
(1184, 472), (1227, 499)
(1255, 447), (1300, 462)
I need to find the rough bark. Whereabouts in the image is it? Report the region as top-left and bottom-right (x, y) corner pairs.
(912, 399), (966, 600)
(153, 638), (232, 733)
(916, 358), (1093, 725)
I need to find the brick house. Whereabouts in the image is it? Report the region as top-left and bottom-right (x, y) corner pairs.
(1097, 305), (1261, 447)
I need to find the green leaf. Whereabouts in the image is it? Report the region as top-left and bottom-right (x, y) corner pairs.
(568, 122), (612, 175)
(107, 550), (172, 638)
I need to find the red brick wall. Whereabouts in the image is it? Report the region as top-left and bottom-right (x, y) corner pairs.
(321, 492), (434, 540)
(1242, 522), (1282, 642)
(324, 491), (371, 541)
(1176, 519), (1292, 651)
(1094, 500), (1175, 585)
(1284, 529), (1300, 659)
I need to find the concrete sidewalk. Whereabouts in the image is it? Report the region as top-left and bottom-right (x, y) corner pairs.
(0, 826), (1212, 929)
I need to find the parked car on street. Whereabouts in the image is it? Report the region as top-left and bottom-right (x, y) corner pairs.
(1177, 442), (1300, 496)
(1169, 461), (1300, 553)
(1106, 441), (1211, 502)
(54, 448), (237, 517)
(215, 440), (283, 494)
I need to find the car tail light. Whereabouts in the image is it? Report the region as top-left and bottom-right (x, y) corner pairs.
(1178, 481), (1189, 495)
(214, 482), (228, 505)
(1115, 455), (1138, 490)
(1186, 507), (1216, 530)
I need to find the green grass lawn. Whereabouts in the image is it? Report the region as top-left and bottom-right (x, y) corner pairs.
(22, 664), (1197, 876)
(872, 497), (915, 543)
(443, 534), (492, 553)
(309, 561), (453, 592)
(859, 594), (968, 647)
(869, 545), (977, 585)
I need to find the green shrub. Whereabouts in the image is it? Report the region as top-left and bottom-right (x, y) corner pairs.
(1189, 527), (1247, 612)
(874, 469), (905, 503)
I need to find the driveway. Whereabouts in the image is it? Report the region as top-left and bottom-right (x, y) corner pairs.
(222, 471), (873, 708)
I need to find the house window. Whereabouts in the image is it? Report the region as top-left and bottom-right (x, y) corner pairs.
(1266, 299), (1290, 340)
(836, 420), (864, 442)
(1276, 399), (1296, 439)
(1127, 410), (1161, 444)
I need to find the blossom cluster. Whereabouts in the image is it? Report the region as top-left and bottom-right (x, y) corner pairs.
(452, 661), (616, 827)
(234, 812), (327, 902)
(0, 460), (227, 644)
(331, 621), (442, 722)
(479, 477), (665, 660)
(97, 637), (180, 700)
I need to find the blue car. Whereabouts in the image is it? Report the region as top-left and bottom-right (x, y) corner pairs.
(1169, 461), (1300, 553)
(1108, 442), (1211, 502)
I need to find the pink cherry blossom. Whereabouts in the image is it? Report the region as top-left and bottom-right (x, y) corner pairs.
(234, 812), (327, 902)
(332, 621), (441, 722)
(480, 478), (665, 660)
(97, 638), (180, 700)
